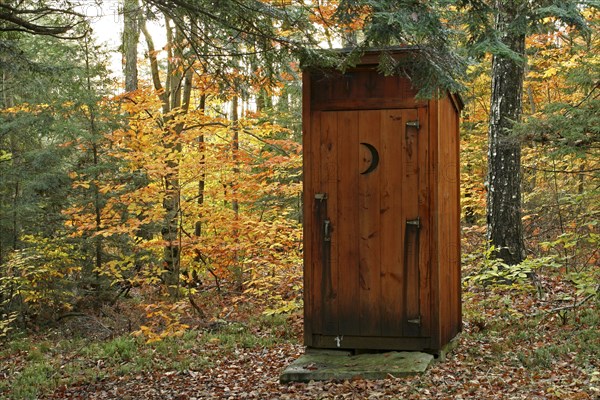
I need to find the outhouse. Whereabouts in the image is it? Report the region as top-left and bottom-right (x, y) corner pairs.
(302, 50), (462, 354)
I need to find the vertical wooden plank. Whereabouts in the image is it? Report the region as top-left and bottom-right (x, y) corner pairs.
(336, 111), (360, 337)
(402, 108), (420, 337)
(417, 106), (431, 339)
(438, 95), (462, 345)
(441, 96), (462, 343)
(302, 72), (313, 346)
(310, 111), (323, 337)
(453, 97), (463, 339)
(440, 98), (453, 344)
(428, 98), (442, 350)
(358, 110), (381, 337)
(380, 109), (404, 336)
(320, 112), (338, 336)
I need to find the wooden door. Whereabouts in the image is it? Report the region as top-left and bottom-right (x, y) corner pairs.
(311, 108), (429, 346)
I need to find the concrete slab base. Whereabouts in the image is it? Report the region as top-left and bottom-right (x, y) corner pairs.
(280, 349), (434, 383)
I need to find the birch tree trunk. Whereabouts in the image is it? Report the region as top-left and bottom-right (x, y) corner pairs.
(487, 0), (527, 265)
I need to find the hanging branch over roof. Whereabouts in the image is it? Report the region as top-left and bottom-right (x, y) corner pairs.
(0, 2), (87, 39)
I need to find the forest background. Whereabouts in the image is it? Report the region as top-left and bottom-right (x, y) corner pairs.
(0, 1), (598, 399)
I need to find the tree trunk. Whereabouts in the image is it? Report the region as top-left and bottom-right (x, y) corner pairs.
(486, 0), (526, 265)
(143, 19), (193, 296)
(230, 96), (243, 289)
(123, 0), (140, 92)
(11, 178), (18, 251)
(194, 95), (206, 238)
(8, 130), (20, 252)
(83, 36), (103, 276)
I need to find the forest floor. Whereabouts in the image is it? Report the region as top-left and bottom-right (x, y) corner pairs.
(1, 273), (599, 399)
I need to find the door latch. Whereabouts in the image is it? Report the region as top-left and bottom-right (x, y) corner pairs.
(315, 193), (328, 201)
(407, 315), (421, 325)
(406, 217), (420, 228)
(406, 120), (420, 129)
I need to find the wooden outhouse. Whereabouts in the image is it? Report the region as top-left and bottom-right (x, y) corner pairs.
(302, 50), (462, 354)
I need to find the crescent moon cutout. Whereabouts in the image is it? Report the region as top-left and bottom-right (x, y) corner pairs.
(360, 142), (380, 175)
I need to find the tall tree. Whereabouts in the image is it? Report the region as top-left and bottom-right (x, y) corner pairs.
(486, 0), (527, 265)
(123, 0), (141, 92)
(459, 0), (592, 264)
(136, 12), (196, 296)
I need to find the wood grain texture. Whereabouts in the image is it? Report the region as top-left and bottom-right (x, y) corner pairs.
(302, 72), (313, 346)
(379, 110), (404, 337)
(310, 69), (422, 111)
(320, 112), (338, 336)
(335, 111), (360, 337)
(436, 96), (462, 346)
(358, 110), (382, 337)
(402, 109), (421, 337)
(309, 111), (323, 338)
(417, 106), (432, 339)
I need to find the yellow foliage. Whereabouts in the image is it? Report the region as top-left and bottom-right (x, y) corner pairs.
(133, 301), (191, 343)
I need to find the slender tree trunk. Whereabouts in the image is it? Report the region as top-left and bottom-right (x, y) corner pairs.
(143, 19), (193, 296)
(486, 0), (526, 265)
(165, 18), (174, 107)
(141, 21), (169, 113)
(192, 94), (206, 286)
(231, 97), (239, 219)
(161, 175), (181, 296)
(123, 0), (140, 92)
(142, 17), (178, 295)
(1, 70), (13, 264)
(256, 88), (272, 112)
(169, 24), (183, 110)
(230, 96), (242, 289)
(578, 161), (585, 194)
(11, 179), (18, 251)
(0, 205), (3, 264)
(160, 22), (182, 297)
(83, 36), (103, 276)
(8, 130), (20, 252)
(0, 226), (3, 265)
(194, 95), (206, 238)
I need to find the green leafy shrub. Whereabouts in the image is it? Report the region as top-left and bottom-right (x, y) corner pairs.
(0, 235), (86, 329)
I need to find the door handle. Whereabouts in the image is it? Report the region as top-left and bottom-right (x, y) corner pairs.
(323, 219), (331, 242)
